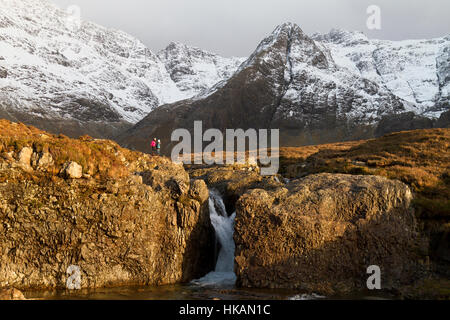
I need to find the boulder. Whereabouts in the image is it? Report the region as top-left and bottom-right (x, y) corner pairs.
(17, 147), (33, 166)
(61, 161), (82, 179)
(234, 173), (421, 294)
(31, 152), (54, 169)
(189, 179), (209, 203)
(188, 166), (283, 213)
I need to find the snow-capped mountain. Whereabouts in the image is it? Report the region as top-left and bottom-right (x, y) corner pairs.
(312, 29), (450, 118)
(118, 23), (411, 152)
(158, 42), (245, 97)
(0, 0), (182, 125)
(0, 0), (243, 137)
(0, 0), (447, 142)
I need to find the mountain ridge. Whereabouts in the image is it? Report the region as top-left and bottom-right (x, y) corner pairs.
(118, 23), (414, 152)
(0, 0), (244, 137)
(0, 0), (448, 141)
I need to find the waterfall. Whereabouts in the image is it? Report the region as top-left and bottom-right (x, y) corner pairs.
(191, 189), (237, 286)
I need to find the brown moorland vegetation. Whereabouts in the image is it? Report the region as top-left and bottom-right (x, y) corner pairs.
(280, 128), (450, 219)
(0, 119), (165, 181)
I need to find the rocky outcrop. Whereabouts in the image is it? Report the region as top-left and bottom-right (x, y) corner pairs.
(0, 121), (215, 290)
(234, 173), (423, 294)
(17, 147), (33, 168)
(436, 110), (450, 128)
(375, 112), (435, 137)
(0, 67), (7, 79)
(61, 161), (83, 179)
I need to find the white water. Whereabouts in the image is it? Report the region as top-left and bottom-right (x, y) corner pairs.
(192, 189), (237, 287)
(289, 293), (326, 300)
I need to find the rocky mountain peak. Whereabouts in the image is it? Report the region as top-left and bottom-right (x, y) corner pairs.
(239, 22), (330, 74)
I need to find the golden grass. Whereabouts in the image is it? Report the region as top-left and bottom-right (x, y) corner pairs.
(280, 129), (450, 219)
(0, 120), (140, 180)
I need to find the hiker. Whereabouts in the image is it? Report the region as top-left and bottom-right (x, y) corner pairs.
(157, 139), (161, 155)
(151, 138), (157, 155)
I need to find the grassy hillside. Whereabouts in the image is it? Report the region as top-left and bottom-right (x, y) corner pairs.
(280, 128), (450, 267)
(280, 128), (450, 218)
(0, 119), (165, 182)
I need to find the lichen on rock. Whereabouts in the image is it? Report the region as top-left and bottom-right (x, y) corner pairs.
(234, 173), (423, 295)
(0, 120), (215, 290)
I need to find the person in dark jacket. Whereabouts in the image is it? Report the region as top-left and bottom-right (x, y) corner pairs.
(157, 139), (161, 155)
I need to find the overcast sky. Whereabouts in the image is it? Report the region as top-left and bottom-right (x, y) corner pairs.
(51, 0), (450, 57)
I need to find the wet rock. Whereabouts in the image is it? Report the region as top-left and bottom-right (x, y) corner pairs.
(189, 166), (283, 213)
(234, 173), (421, 295)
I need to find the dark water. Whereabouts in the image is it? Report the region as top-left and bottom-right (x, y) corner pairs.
(23, 283), (394, 300)
(23, 284), (297, 300)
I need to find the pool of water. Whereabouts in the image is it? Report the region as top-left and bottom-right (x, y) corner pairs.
(23, 283), (394, 300)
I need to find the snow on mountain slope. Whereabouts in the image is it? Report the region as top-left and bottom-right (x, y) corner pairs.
(118, 23), (410, 152)
(0, 0), (243, 128)
(157, 42), (245, 97)
(0, 0), (446, 140)
(0, 0), (189, 124)
(264, 23), (406, 126)
(312, 29), (450, 118)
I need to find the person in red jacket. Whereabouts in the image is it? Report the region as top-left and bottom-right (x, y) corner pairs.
(151, 138), (157, 155)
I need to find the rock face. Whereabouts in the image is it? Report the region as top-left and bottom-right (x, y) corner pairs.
(436, 110), (450, 128)
(375, 112), (435, 137)
(17, 147), (33, 167)
(0, 122), (215, 290)
(0, 67), (7, 79)
(234, 173), (421, 294)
